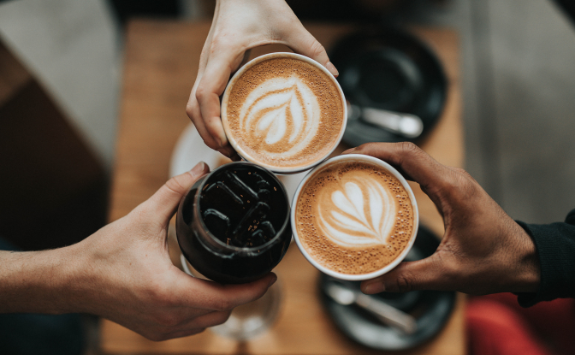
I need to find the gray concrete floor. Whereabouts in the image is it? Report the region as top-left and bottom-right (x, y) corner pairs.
(407, 0), (575, 224)
(0, 0), (119, 172)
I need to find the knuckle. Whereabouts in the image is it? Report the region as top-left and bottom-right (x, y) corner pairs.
(444, 260), (460, 282)
(195, 85), (208, 102)
(211, 298), (233, 312)
(395, 272), (414, 293)
(399, 141), (420, 156)
(185, 101), (197, 119)
(452, 167), (475, 183)
(164, 175), (188, 196)
(211, 34), (234, 52)
(204, 138), (220, 150)
(354, 142), (372, 153)
(451, 167), (467, 175)
(145, 332), (166, 342)
(214, 311), (232, 326)
(155, 313), (179, 328)
(309, 39), (326, 58)
(353, 142), (379, 155)
(447, 170), (478, 201)
(204, 120), (220, 135)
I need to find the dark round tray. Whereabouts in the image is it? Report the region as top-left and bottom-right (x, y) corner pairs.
(318, 225), (456, 351)
(330, 27), (447, 145)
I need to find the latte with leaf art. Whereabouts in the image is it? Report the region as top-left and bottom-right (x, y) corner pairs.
(295, 160), (415, 275)
(222, 53), (345, 172)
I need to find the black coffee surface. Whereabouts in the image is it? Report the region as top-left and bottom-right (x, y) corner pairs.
(199, 165), (287, 248)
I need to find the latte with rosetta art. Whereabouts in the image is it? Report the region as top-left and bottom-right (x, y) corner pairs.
(223, 56), (344, 170)
(295, 161), (415, 275)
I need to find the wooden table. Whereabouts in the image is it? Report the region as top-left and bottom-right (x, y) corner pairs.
(102, 20), (464, 355)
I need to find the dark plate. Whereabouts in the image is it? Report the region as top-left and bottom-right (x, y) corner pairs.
(329, 27), (447, 145)
(318, 225), (456, 351)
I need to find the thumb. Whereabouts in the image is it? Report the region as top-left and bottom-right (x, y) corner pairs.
(144, 162), (210, 224)
(360, 256), (446, 294)
(283, 25), (339, 77)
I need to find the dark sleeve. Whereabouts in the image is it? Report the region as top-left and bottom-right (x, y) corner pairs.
(553, 0), (575, 27)
(515, 209), (575, 307)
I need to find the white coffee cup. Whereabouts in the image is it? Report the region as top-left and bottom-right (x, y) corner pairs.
(290, 154), (419, 281)
(221, 52), (347, 174)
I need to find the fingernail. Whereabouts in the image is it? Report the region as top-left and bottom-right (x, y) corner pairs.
(190, 161), (207, 177)
(342, 147), (356, 155)
(326, 62), (339, 77)
(267, 273), (277, 287)
(362, 281), (385, 294)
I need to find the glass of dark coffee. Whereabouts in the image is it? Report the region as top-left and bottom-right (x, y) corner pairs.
(176, 162), (291, 339)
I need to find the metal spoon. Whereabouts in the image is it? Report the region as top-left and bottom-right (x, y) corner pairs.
(325, 282), (418, 334)
(347, 102), (424, 139)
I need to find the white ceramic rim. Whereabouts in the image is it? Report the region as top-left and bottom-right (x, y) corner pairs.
(221, 52), (348, 174)
(290, 154), (420, 281)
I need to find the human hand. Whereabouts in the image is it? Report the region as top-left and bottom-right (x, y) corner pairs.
(343, 143), (540, 296)
(186, 0), (338, 159)
(66, 162), (276, 340)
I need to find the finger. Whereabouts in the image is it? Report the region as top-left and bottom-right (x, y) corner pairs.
(345, 142), (453, 193)
(360, 256), (447, 294)
(174, 272), (277, 311)
(144, 162), (210, 223)
(196, 52), (246, 148)
(182, 310), (231, 330)
(283, 25), (338, 77)
(161, 327), (206, 341)
(220, 147), (241, 162)
(186, 2), (228, 151)
(217, 146), (240, 160)
(239, 49), (252, 67)
(186, 94), (223, 151)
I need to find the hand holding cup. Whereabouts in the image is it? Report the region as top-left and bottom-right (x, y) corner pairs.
(344, 143), (540, 296)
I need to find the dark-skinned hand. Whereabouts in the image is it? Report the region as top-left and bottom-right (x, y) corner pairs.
(343, 142), (540, 296)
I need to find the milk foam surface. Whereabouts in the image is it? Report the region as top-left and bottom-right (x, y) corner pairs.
(239, 77), (320, 157)
(296, 161), (415, 275)
(224, 57), (343, 169)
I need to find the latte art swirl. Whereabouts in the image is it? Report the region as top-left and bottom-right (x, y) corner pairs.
(240, 77), (320, 158)
(223, 56), (344, 170)
(318, 179), (396, 248)
(295, 160), (415, 275)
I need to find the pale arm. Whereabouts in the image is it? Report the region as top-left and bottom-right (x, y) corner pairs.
(0, 162), (276, 341)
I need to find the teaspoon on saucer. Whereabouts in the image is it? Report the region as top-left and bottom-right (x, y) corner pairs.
(325, 282), (418, 334)
(347, 102), (424, 139)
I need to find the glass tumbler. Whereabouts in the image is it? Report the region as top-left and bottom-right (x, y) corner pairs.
(176, 162), (291, 339)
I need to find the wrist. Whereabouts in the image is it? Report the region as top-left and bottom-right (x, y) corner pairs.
(509, 222), (541, 293)
(0, 245), (83, 314)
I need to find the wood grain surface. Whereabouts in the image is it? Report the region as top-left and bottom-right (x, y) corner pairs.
(102, 20), (464, 355)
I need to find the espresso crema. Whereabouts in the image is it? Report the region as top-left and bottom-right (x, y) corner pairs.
(295, 161), (415, 275)
(223, 56), (344, 170)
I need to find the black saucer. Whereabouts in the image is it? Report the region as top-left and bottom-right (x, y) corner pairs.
(318, 225), (456, 351)
(329, 27), (447, 145)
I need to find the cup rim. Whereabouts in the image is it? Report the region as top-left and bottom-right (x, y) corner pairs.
(221, 52), (347, 174)
(290, 154), (420, 281)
